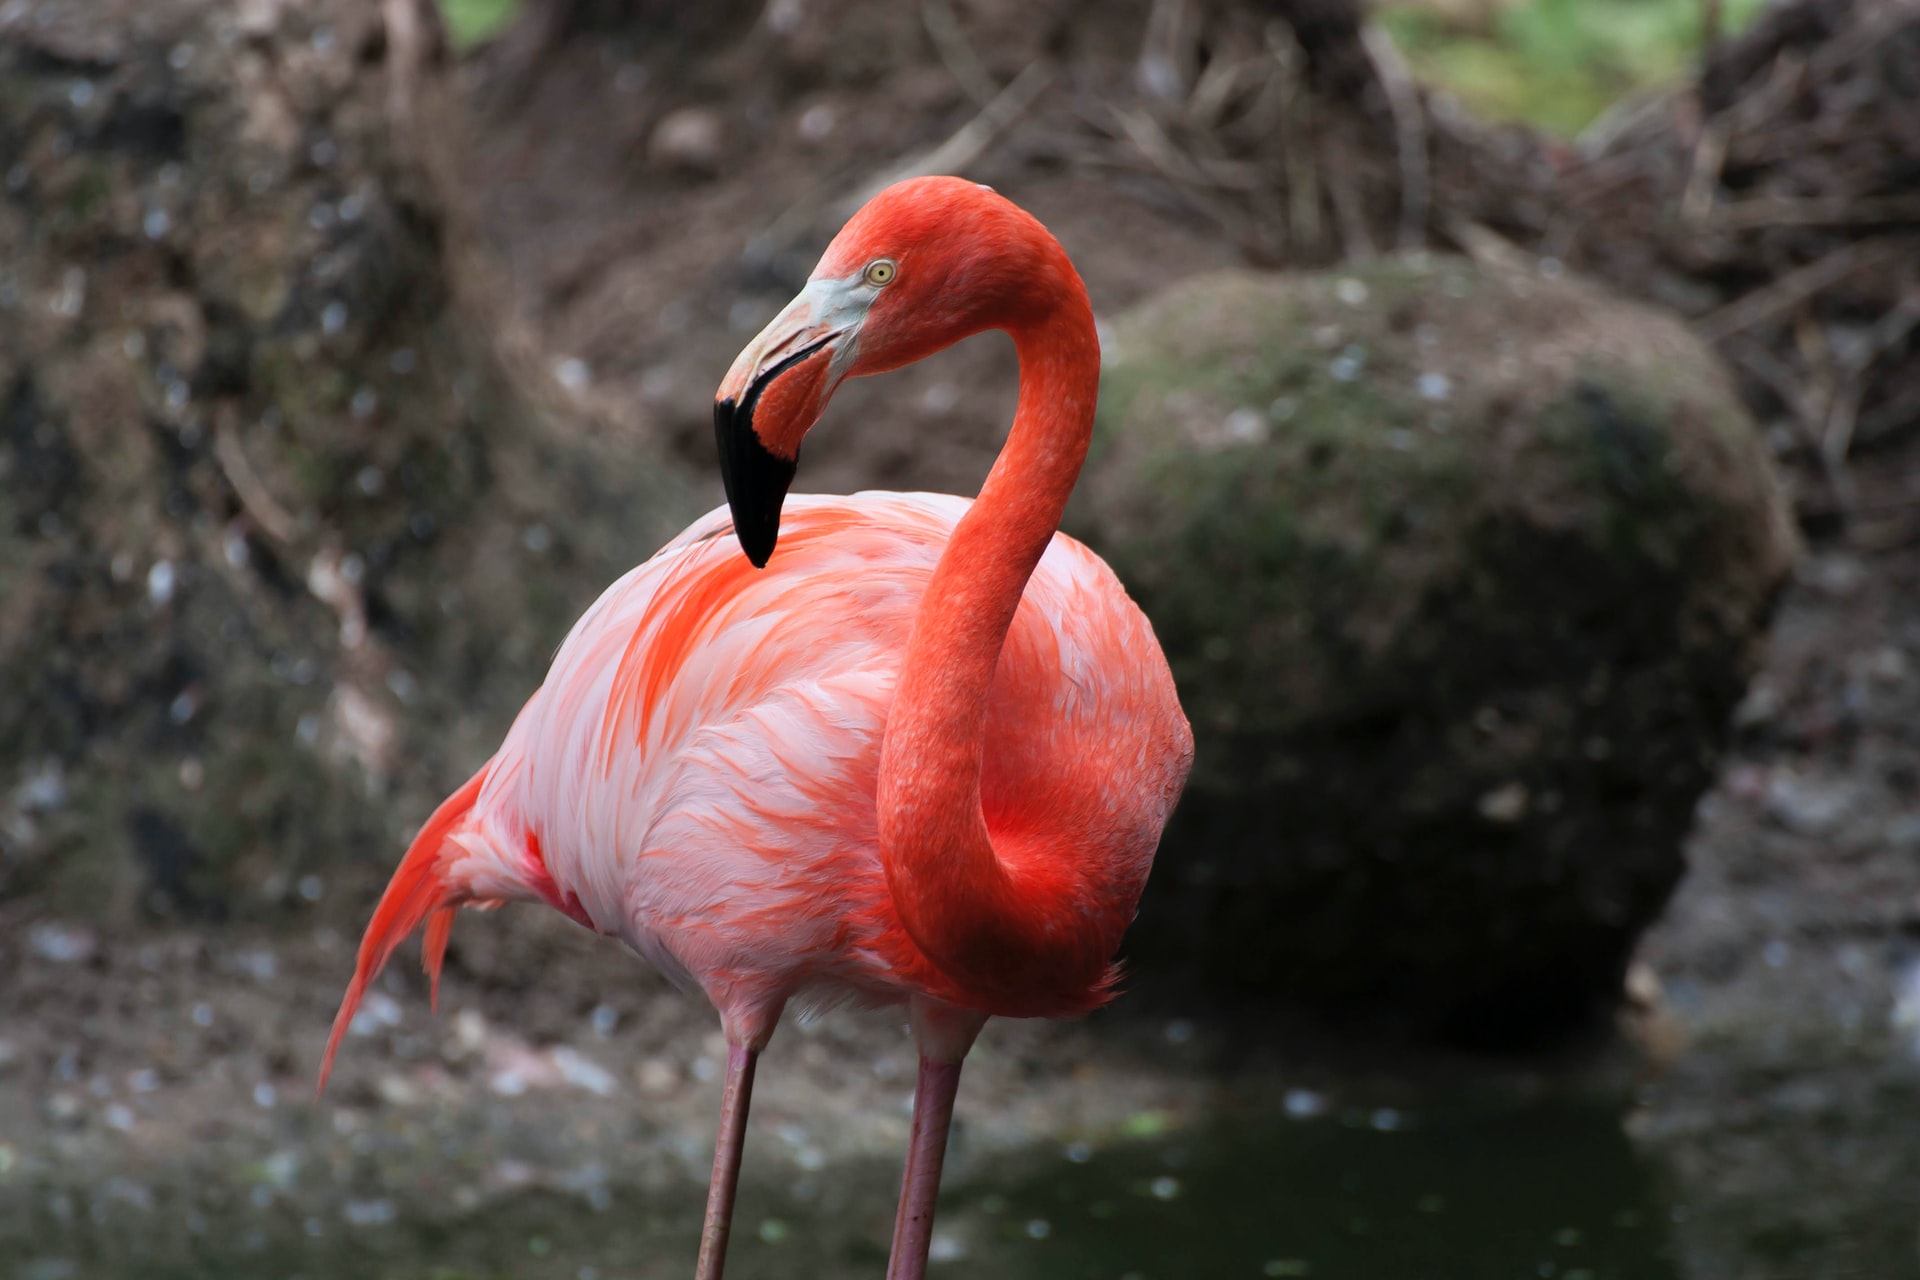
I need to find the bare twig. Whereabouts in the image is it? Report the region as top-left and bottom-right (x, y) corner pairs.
(1103, 104), (1272, 248)
(1324, 150), (1375, 261)
(1697, 240), (1905, 343)
(1137, 0), (1196, 102)
(1359, 22), (1428, 251)
(1444, 218), (1534, 273)
(214, 412), (298, 545)
(1184, 52), (1254, 132)
(864, 59), (1054, 198)
(1723, 335), (1815, 434)
(1707, 194), (1920, 232)
(381, 0), (439, 140)
(920, 0), (999, 107)
(1266, 22), (1319, 259)
(748, 59), (1055, 260)
(1679, 121), (1727, 225)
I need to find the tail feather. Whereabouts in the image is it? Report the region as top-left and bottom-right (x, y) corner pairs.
(422, 906), (457, 1011)
(317, 764), (490, 1096)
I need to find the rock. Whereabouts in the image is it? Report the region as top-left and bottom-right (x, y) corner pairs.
(1070, 258), (1798, 1040)
(0, 0), (702, 926)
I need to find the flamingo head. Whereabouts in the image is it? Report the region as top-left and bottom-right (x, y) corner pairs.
(714, 175), (1080, 567)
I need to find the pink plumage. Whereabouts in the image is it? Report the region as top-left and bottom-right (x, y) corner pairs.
(323, 177), (1193, 1280)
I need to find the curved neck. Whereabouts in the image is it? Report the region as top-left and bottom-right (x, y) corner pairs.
(875, 285), (1110, 1013)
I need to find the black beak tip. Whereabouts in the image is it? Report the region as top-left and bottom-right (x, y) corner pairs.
(714, 395), (797, 571)
(740, 521), (775, 570)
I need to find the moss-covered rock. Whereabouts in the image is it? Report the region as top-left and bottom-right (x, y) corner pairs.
(0, 0), (701, 924)
(1070, 258), (1798, 1040)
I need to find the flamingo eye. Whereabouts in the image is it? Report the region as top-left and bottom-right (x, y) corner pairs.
(863, 259), (897, 287)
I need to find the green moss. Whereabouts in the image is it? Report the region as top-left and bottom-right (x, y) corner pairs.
(61, 162), (113, 222)
(1075, 258), (1791, 795)
(1379, 0), (1772, 136)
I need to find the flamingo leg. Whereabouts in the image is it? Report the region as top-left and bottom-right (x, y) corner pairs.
(886, 999), (987, 1280)
(885, 1054), (965, 1280)
(694, 1043), (759, 1280)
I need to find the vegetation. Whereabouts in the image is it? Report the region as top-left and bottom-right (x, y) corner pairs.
(1378, 0), (1770, 134)
(439, 0), (520, 49)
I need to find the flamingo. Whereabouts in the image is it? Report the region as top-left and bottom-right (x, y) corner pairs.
(319, 175), (1193, 1280)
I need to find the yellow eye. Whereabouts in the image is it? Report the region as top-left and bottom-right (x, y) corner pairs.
(863, 259), (897, 287)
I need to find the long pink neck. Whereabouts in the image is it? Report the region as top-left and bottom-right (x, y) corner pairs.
(875, 282), (1111, 1013)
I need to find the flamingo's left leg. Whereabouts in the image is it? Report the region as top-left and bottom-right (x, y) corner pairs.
(694, 1042), (758, 1280)
(696, 999), (785, 1280)
(886, 997), (988, 1280)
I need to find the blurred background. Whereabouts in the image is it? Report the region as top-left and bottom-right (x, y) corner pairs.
(2, 0), (1918, 1275)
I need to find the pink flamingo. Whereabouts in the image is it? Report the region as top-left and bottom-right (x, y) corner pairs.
(320, 176), (1192, 1280)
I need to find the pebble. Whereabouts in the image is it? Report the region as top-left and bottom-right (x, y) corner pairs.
(648, 107), (725, 173)
(555, 357), (591, 392)
(12, 759), (66, 809)
(1763, 770), (1851, 836)
(920, 382), (960, 415)
(551, 1047), (617, 1098)
(928, 1234), (968, 1262)
(445, 1009), (488, 1063)
(635, 1058), (677, 1094)
(1890, 958), (1920, 1053)
(233, 947), (277, 982)
(1220, 407), (1268, 446)
(146, 560), (175, 606)
(1283, 1088), (1328, 1119)
(1801, 553), (1866, 597)
(27, 922), (96, 964)
(1477, 782), (1529, 824)
(797, 103), (837, 142)
(349, 991), (405, 1037)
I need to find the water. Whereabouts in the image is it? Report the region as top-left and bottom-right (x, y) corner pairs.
(7, 1077), (1916, 1279)
(980, 1100), (1672, 1279)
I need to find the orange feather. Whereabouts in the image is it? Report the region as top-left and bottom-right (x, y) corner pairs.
(316, 764), (488, 1094)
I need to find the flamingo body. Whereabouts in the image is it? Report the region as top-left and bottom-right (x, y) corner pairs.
(328, 491), (1187, 1063)
(324, 176), (1194, 1280)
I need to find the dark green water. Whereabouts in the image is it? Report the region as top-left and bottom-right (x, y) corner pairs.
(10, 1074), (1919, 1279)
(983, 1100), (1672, 1280)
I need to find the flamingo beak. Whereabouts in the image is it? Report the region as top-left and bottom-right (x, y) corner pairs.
(714, 279), (866, 568)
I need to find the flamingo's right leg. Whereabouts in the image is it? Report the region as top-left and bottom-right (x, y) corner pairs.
(886, 998), (988, 1280)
